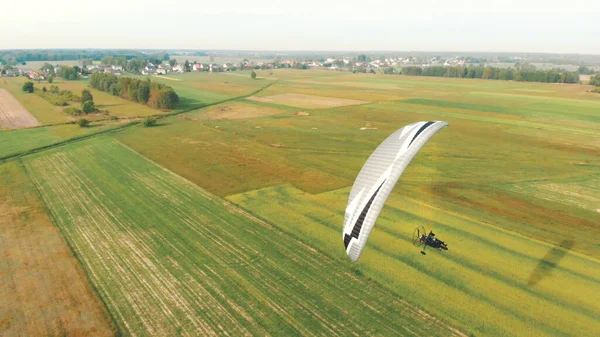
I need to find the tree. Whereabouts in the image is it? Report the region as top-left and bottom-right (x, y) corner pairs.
(142, 116), (157, 127)
(482, 67), (495, 79)
(81, 89), (93, 103)
(168, 59), (177, 67)
(80, 58), (93, 66)
(498, 69), (513, 81)
(137, 81), (151, 103)
(126, 58), (146, 73)
(149, 58), (162, 67)
(42, 86), (47, 92)
(48, 75), (54, 83)
(40, 63), (54, 75)
(577, 66), (593, 75)
(513, 71), (523, 81)
(82, 100), (96, 114)
(184, 60), (191, 72)
(358, 54), (367, 62)
(590, 74), (600, 86)
(251, 71), (257, 79)
(158, 89), (179, 109)
(22, 81), (34, 93)
(76, 118), (90, 127)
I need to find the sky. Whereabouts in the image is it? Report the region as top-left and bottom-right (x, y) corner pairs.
(2, 0), (599, 54)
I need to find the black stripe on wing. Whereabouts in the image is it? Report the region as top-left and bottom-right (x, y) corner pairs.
(344, 180), (386, 249)
(408, 121), (435, 147)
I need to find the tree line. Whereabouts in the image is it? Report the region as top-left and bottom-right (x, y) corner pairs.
(101, 52), (169, 70)
(397, 65), (580, 83)
(89, 73), (179, 109)
(0, 49), (150, 65)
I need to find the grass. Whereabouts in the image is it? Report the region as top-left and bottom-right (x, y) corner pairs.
(23, 139), (463, 337)
(6, 69), (599, 337)
(0, 119), (134, 161)
(113, 69), (600, 337)
(228, 184), (600, 337)
(0, 161), (115, 337)
(128, 71), (277, 108)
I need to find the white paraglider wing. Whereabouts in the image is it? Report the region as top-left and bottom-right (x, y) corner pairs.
(343, 121), (448, 262)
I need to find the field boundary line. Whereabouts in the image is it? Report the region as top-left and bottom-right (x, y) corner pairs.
(18, 158), (123, 337)
(0, 80), (278, 164)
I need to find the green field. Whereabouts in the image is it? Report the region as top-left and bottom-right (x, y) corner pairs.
(131, 71), (277, 108)
(112, 70), (599, 336)
(5, 69), (600, 337)
(24, 139), (461, 337)
(0, 120), (134, 160)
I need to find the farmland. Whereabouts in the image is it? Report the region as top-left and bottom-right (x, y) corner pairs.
(0, 161), (115, 337)
(0, 78), (69, 124)
(0, 89), (39, 129)
(23, 139), (462, 337)
(113, 70), (599, 336)
(4, 68), (600, 337)
(0, 119), (135, 160)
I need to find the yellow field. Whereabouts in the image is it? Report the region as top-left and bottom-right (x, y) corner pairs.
(200, 101), (287, 120)
(247, 93), (369, 108)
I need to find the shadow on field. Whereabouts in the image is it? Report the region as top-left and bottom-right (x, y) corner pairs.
(527, 239), (574, 286)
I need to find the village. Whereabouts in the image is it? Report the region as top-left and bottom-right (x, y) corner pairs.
(1, 55), (473, 80)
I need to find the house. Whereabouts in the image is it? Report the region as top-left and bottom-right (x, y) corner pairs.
(145, 62), (156, 71)
(156, 68), (166, 75)
(28, 71), (45, 80)
(141, 68), (156, 75)
(3, 68), (21, 77)
(172, 64), (184, 73)
(193, 63), (201, 71)
(111, 65), (123, 71)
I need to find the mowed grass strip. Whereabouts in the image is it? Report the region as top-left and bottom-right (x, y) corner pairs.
(228, 184), (600, 337)
(247, 93), (369, 109)
(23, 139), (466, 337)
(0, 161), (115, 337)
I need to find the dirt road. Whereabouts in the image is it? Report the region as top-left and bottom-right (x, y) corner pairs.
(0, 88), (40, 129)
